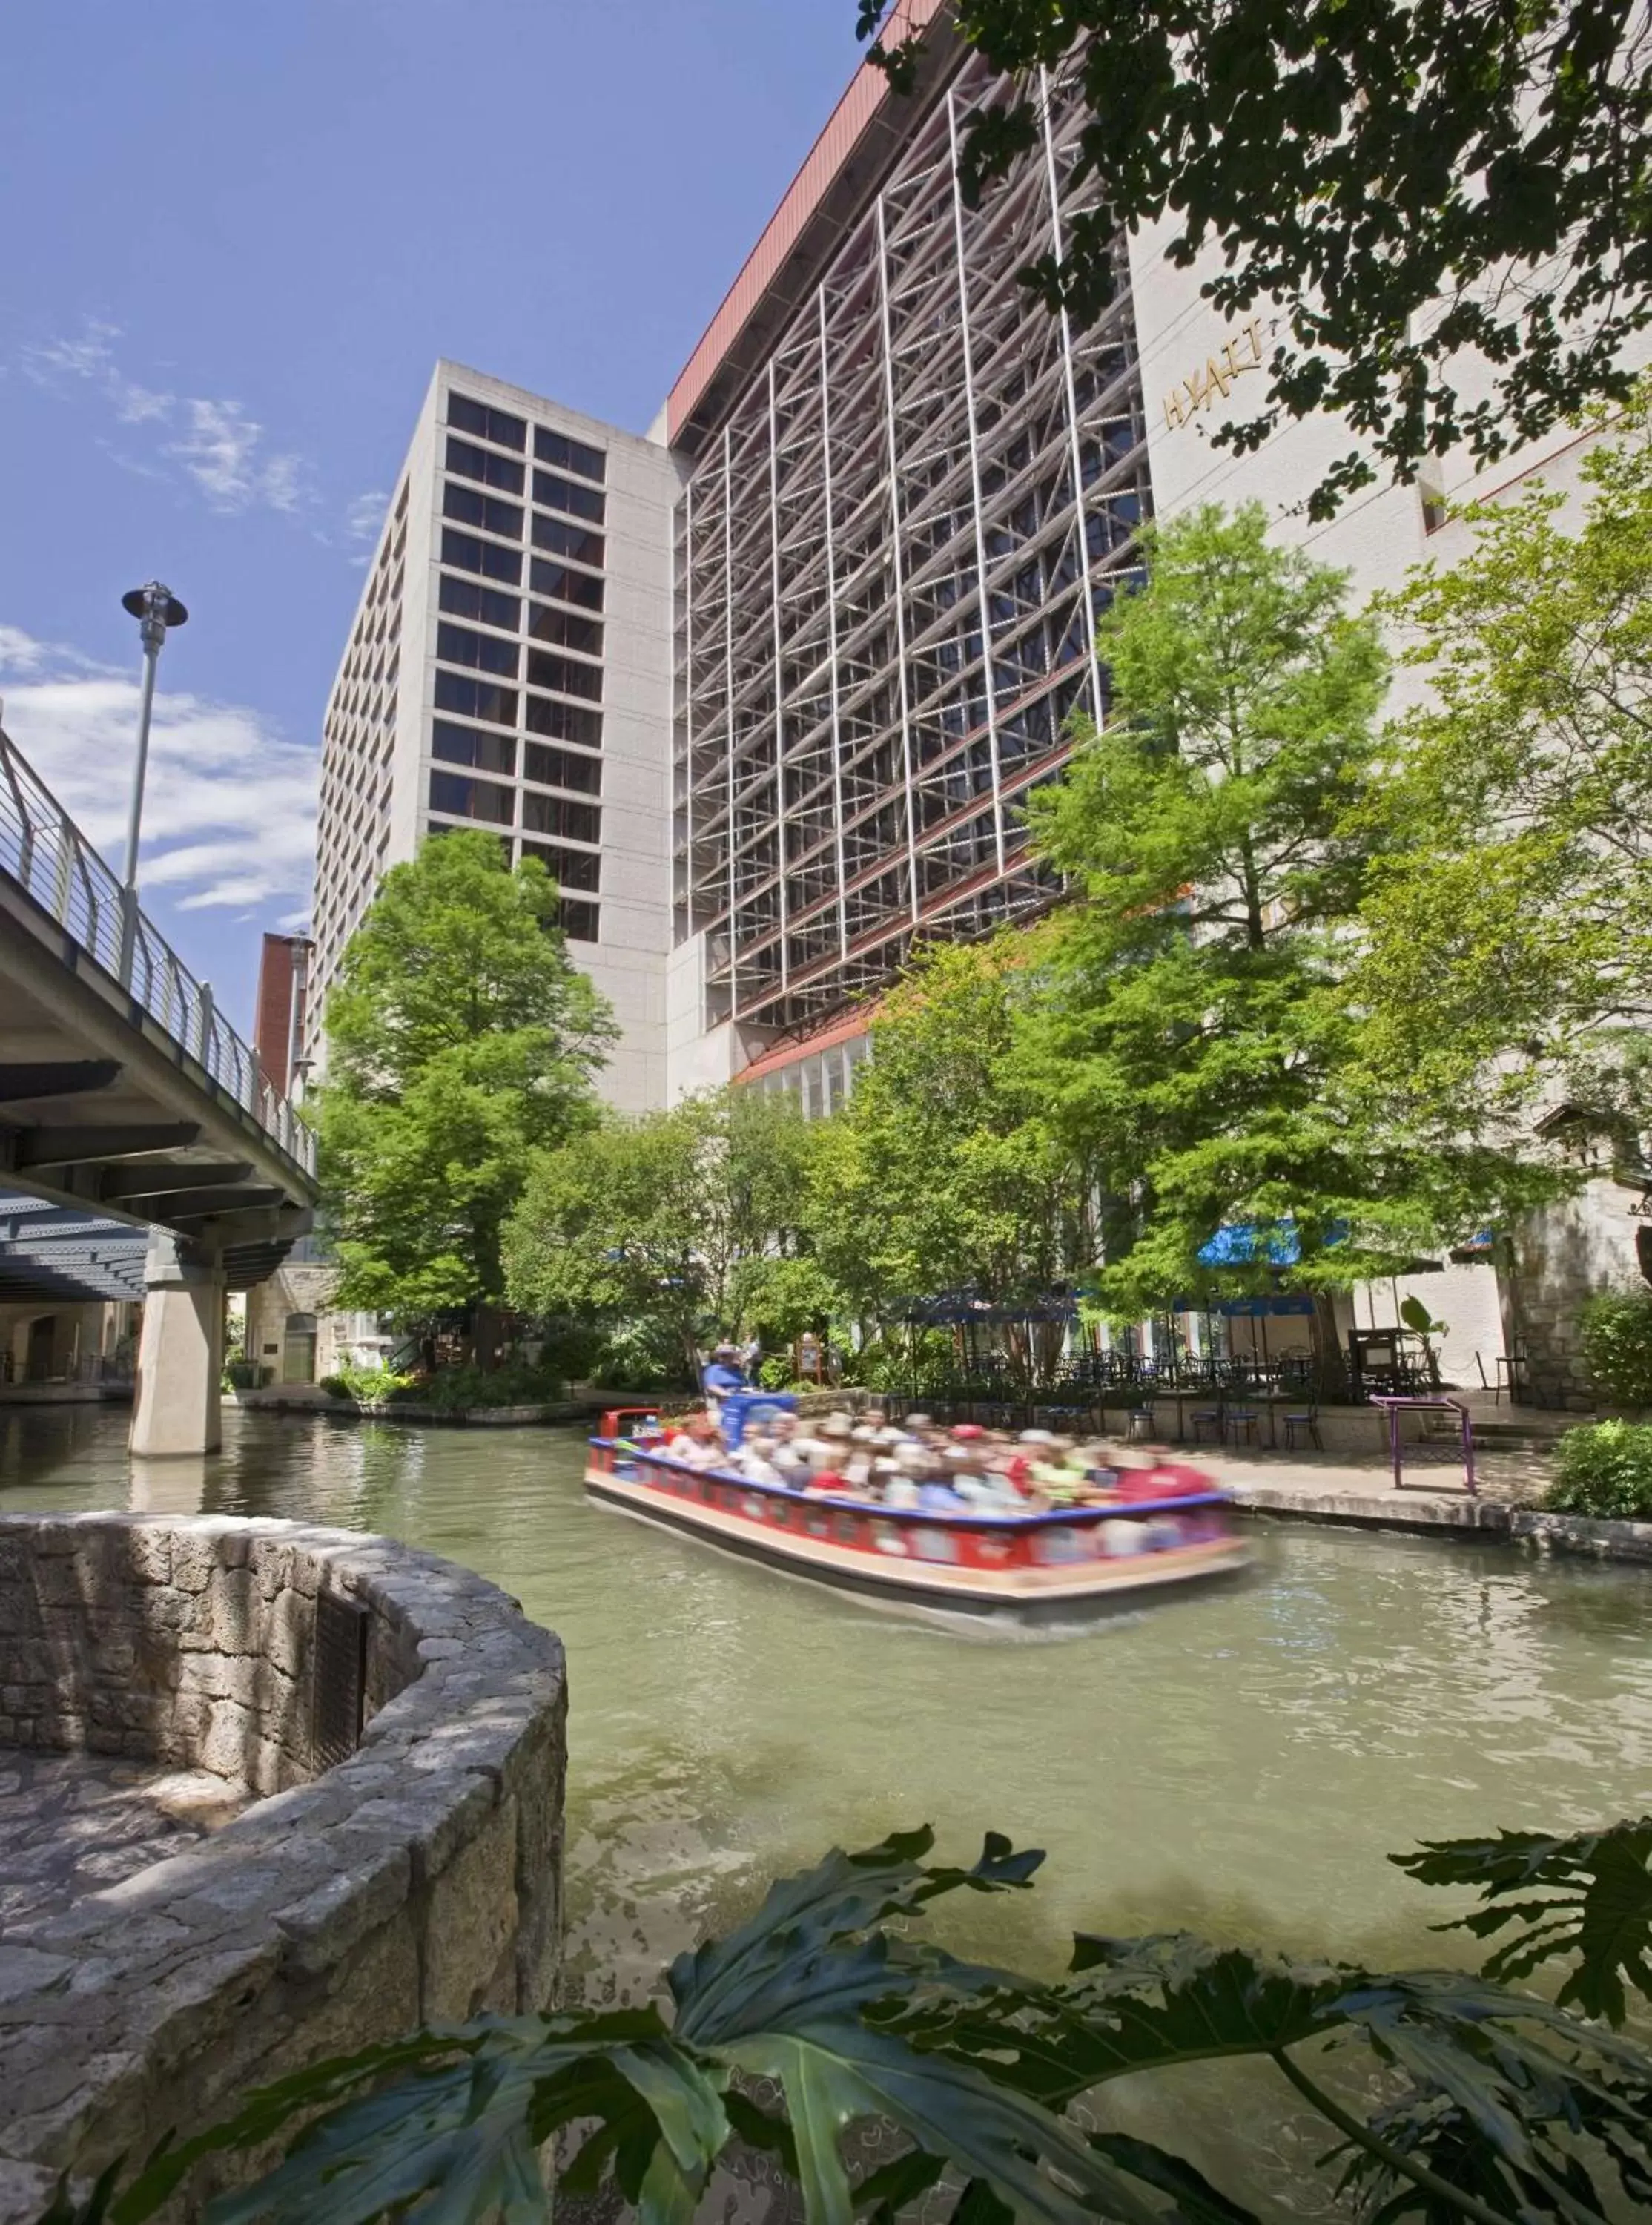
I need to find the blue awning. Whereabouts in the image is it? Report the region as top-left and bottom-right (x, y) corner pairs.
(1195, 1218), (1349, 1268)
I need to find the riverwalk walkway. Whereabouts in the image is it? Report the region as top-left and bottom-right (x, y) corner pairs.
(1154, 1401), (1652, 1561)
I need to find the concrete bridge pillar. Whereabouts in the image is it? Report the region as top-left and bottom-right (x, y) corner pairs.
(129, 1230), (225, 1458)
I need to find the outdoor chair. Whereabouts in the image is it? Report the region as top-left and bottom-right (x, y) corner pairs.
(1189, 1402), (1223, 1446)
(1222, 1407), (1261, 1448)
(1283, 1402), (1322, 1452)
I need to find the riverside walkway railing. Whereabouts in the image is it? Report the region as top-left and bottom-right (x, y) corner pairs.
(0, 723), (314, 1177)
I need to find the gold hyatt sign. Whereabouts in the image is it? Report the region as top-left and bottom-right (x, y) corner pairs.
(1163, 319), (1266, 430)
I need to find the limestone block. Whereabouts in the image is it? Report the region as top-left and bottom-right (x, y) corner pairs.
(343, 1770), (498, 1888)
(420, 1792), (520, 2022)
(273, 1839), (412, 1976)
(263, 1588), (310, 1680)
(0, 2158), (61, 2225)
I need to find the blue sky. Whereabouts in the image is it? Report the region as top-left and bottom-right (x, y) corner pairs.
(0, 0), (860, 1035)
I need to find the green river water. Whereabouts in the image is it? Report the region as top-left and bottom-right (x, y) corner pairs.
(4, 1402), (1651, 2203)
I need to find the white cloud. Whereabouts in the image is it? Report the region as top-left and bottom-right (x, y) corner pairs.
(0, 623), (315, 923)
(16, 317), (357, 540)
(344, 489), (391, 545)
(165, 396), (308, 515)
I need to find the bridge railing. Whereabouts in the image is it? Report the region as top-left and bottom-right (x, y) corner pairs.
(0, 725), (315, 1178)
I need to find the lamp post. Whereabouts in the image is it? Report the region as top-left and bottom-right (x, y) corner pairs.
(117, 581), (187, 986)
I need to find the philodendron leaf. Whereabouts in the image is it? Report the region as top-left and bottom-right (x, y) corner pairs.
(636, 2141), (706, 2225)
(670, 1829), (1041, 2049)
(1392, 1818), (1652, 2026)
(1088, 2135), (1262, 2225)
(724, 2016), (1166, 2225)
(851, 2145), (948, 2221)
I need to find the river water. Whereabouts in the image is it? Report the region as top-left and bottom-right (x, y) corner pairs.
(5, 1402), (1651, 2000)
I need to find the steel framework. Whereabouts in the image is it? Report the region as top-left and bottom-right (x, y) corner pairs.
(674, 50), (1152, 1039)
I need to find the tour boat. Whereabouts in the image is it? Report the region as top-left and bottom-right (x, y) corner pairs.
(584, 1411), (1252, 1622)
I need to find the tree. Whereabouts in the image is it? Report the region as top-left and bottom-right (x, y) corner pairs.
(1024, 504), (1553, 1348)
(808, 937), (1100, 1379)
(859, 0), (1652, 515)
(503, 1087), (816, 1378)
(316, 831), (614, 1323)
(1354, 387), (1652, 1145)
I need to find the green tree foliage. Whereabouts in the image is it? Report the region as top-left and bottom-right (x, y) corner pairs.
(1355, 391), (1652, 1141)
(83, 1814), (1652, 2225)
(316, 831), (614, 1319)
(1025, 504), (1550, 1331)
(503, 1087), (817, 1376)
(858, 0), (1652, 516)
(807, 938), (1099, 1372)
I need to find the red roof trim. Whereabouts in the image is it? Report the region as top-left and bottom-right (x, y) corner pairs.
(667, 0), (946, 444)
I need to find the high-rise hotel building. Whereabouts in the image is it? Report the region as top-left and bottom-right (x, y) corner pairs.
(308, 368), (679, 1108)
(309, 0), (1626, 1127)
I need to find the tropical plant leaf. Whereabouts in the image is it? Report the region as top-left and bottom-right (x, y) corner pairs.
(722, 2086), (802, 2180)
(948, 2177), (1014, 2225)
(852, 2143), (948, 2220)
(1392, 1818), (1652, 2026)
(608, 2043), (730, 2176)
(636, 2140), (706, 2225)
(1088, 2133), (1262, 2225)
(726, 2016), (1163, 2225)
(669, 1829), (1041, 2050)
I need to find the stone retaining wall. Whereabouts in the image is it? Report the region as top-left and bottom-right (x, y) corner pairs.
(0, 1514), (566, 2220)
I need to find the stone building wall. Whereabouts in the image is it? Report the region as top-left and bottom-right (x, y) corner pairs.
(0, 1514), (566, 2218)
(1501, 1179), (1648, 1408)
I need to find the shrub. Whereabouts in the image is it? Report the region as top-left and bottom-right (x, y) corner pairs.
(1579, 1284), (1652, 1408)
(391, 1358), (565, 1411)
(320, 1359), (417, 1404)
(1548, 1418), (1652, 1520)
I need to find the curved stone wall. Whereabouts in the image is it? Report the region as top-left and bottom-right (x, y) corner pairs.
(0, 1514), (566, 2219)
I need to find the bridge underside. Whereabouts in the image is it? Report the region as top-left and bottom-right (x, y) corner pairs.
(0, 1193), (288, 1304)
(0, 944), (310, 1269)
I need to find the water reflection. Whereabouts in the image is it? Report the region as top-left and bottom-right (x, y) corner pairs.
(4, 1404), (1651, 1997)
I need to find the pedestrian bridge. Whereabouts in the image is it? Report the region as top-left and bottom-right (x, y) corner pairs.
(0, 721), (318, 1452)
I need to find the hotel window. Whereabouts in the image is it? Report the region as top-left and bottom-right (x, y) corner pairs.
(437, 622), (518, 678)
(555, 897), (600, 941)
(439, 574), (521, 632)
(533, 469), (605, 525)
(533, 426), (605, 482)
(433, 671), (518, 726)
(524, 739), (601, 793)
(531, 515), (604, 567)
(522, 791), (601, 844)
(428, 770), (514, 825)
(525, 693), (602, 748)
(528, 603), (602, 656)
(527, 648), (601, 701)
(443, 483), (522, 540)
(446, 436), (524, 495)
(529, 556), (603, 610)
(442, 527), (521, 584)
(447, 393), (526, 452)
(432, 720), (516, 777)
(521, 837), (600, 891)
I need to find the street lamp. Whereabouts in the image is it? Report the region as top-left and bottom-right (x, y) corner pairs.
(117, 581), (187, 984)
